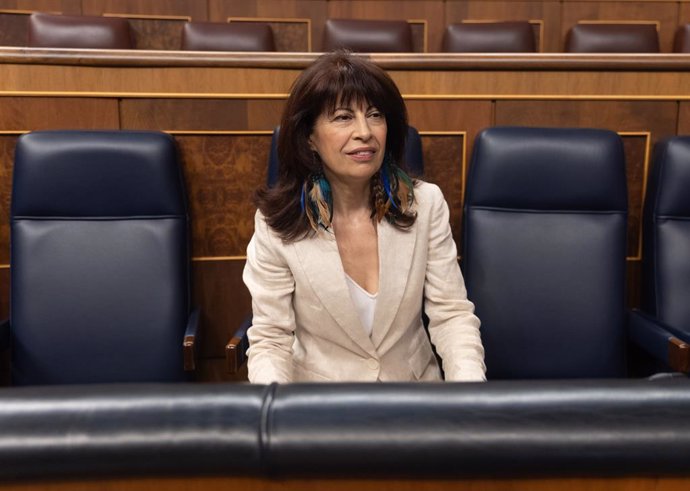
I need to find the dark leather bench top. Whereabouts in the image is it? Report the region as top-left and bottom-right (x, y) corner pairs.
(0, 379), (688, 480)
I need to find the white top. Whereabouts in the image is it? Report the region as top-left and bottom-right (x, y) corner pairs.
(345, 274), (378, 337)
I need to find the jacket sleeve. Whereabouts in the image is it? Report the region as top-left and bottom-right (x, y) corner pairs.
(423, 184), (487, 382)
(242, 210), (296, 384)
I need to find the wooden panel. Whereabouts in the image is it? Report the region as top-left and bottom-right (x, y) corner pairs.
(195, 356), (248, 382)
(210, 0), (327, 52)
(1, 475), (690, 491)
(122, 99), (284, 131)
(422, 134), (465, 246)
(229, 18), (311, 52)
(0, 11), (28, 47)
(678, 101), (690, 134)
(81, 0), (207, 20)
(175, 134), (268, 258)
(445, 1), (561, 52)
(561, 2), (679, 52)
(0, 0), (79, 12)
(327, 0), (444, 53)
(123, 17), (188, 50)
(0, 97), (119, 130)
(0, 136), (16, 265)
(191, 259), (251, 360)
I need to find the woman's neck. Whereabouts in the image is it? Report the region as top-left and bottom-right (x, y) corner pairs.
(329, 178), (371, 220)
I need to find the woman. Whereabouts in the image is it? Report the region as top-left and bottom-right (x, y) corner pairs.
(243, 51), (485, 383)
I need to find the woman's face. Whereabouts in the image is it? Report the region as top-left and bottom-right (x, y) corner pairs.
(308, 100), (387, 185)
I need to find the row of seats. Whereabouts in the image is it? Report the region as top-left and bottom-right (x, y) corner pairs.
(234, 127), (690, 379)
(25, 12), (690, 53)
(1, 127), (686, 386)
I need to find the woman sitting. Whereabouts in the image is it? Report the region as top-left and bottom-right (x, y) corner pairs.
(243, 51), (485, 383)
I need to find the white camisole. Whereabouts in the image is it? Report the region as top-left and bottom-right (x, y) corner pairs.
(344, 274), (378, 337)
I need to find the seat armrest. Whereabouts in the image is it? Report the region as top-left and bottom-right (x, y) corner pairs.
(226, 314), (251, 374)
(183, 308), (201, 371)
(0, 319), (8, 352)
(629, 309), (690, 373)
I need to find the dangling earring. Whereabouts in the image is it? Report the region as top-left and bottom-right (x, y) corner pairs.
(301, 153), (332, 231)
(379, 153), (399, 211)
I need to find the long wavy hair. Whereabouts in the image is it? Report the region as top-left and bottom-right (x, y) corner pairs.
(256, 51), (417, 242)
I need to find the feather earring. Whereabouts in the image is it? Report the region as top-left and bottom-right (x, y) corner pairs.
(301, 172), (332, 231)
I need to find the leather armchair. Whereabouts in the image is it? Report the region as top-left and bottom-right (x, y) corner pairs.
(674, 24), (690, 52)
(181, 21), (276, 51)
(442, 21), (537, 53)
(5, 130), (199, 384)
(629, 137), (690, 374)
(322, 18), (414, 52)
(565, 23), (660, 53)
(28, 12), (134, 49)
(463, 127), (628, 379)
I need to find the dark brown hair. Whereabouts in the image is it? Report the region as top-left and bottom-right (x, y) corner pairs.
(256, 51), (416, 241)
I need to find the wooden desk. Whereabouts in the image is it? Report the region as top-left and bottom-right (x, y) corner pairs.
(1, 49), (688, 381)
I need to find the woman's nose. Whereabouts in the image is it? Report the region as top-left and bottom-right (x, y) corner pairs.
(352, 113), (372, 140)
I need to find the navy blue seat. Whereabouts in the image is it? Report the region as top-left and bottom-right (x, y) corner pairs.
(1, 130), (198, 385)
(463, 127), (628, 379)
(629, 137), (690, 374)
(267, 125), (424, 187)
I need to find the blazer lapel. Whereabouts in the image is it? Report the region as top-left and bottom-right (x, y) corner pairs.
(293, 231), (377, 355)
(370, 220), (417, 347)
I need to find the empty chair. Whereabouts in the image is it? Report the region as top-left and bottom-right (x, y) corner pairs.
(442, 21), (537, 53)
(629, 137), (690, 374)
(323, 19), (413, 52)
(0, 130), (199, 385)
(565, 23), (660, 53)
(28, 12), (134, 49)
(674, 24), (690, 52)
(463, 127), (628, 379)
(181, 21), (276, 51)
(266, 125), (424, 187)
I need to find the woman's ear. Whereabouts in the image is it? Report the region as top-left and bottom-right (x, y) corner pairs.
(307, 136), (316, 152)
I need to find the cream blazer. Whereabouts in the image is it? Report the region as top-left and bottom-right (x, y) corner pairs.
(243, 181), (486, 384)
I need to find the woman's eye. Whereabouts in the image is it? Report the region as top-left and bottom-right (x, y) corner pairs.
(333, 113), (351, 121)
(368, 111), (383, 119)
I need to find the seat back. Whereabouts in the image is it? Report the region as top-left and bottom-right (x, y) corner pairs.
(181, 21), (276, 51)
(11, 131), (190, 385)
(442, 22), (536, 53)
(565, 23), (660, 53)
(323, 19), (413, 52)
(674, 24), (690, 52)
(28, 12), (133, 49)
(640, 137), (690, 327)
(267, 125), (424, 187)
(463, 127), (628, 379)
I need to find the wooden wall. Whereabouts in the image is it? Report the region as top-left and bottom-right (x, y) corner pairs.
(0, 50), (687, 381)
(2, 0), (690, 52)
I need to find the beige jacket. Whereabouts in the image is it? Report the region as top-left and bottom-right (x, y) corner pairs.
(243, 181), (486, 384)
